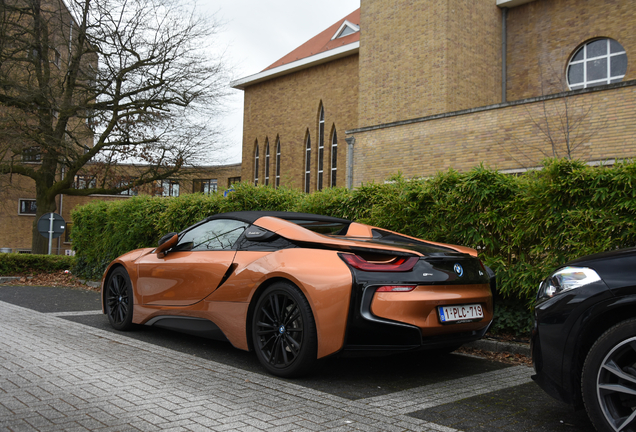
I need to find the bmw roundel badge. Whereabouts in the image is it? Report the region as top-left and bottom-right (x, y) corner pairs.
(454, 263), (464, 277)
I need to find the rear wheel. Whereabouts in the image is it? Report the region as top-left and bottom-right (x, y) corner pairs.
(252, 282), (317, 377)
(582, 319), (636, 432)
(104, 267), (134, 331)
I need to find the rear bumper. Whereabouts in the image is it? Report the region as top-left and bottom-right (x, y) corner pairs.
(342, 284), (492, 354)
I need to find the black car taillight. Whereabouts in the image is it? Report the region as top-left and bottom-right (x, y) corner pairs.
(339, 253), (418, 272)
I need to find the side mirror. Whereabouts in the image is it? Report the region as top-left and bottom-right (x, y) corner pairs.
(156, 232), (178, 257)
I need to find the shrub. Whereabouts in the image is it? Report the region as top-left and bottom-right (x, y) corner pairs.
(70, 159), (636, 335)
(0, 253), (75, 275)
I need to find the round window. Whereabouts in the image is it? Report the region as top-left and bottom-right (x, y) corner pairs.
(567, 38), (627, 90)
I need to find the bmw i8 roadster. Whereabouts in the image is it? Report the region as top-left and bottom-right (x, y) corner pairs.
(101, 211), (494, 377)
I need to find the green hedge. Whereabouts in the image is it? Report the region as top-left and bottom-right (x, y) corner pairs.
(70, 159), (636, 335)
(0, 253), (75, 274)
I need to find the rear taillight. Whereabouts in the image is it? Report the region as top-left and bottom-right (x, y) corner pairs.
(376, 285), (416, 292)
(339, 253), (418, 272)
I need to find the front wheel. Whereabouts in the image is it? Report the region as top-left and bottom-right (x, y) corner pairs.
(251, 282), (317, 377)
(104, 267), (134, 331)
(582, 319), (636, 432)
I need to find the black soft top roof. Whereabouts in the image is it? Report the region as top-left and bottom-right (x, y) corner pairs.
(206, 211), (351, 225)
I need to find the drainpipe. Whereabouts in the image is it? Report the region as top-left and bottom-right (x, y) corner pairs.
(502, 7), (508, 103)
(345, 137), (355, 190)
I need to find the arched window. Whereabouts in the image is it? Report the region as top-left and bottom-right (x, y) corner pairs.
(331, 129), (338, 187)
(254, 142), (259, 186)
(264, 140), (270, 186)
(304, 133), (311, 193)
(317, 106), (325, 191)
(275, 138), (281, 188)
(567, 38), (627, 90)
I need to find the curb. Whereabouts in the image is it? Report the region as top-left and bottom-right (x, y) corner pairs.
(79, 279), (101, 288)
(465, 338), (531, 357)
(0, 276), (21, 284)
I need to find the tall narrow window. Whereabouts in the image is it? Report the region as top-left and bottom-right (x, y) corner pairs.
(264, 140), (270, 186)
(275, 139), (281, 188)
(304, 133), (311, 193)
(317, 107), (325, 191)
(254, 142), (259, 185)
(331, 129), (338, 187)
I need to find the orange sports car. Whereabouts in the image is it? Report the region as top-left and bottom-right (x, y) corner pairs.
(101, 211), (494, 377)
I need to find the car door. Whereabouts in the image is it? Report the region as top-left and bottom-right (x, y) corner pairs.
(136, 219), (249, 306)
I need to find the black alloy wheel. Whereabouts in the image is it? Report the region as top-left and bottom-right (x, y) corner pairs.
(105, 267), (134, 331)
(583, 319), (636, 432)
(252, 282), (317, 377)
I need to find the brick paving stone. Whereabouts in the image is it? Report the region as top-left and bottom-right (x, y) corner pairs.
(0, 301), (533, 432)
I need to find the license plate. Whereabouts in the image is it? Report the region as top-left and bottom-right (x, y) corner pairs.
(438, 304), (484, 323)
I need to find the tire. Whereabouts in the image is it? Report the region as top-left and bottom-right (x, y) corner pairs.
(251, 282), (317, 378)
(104, 267), (135, 331)
(582, 319), (636, 432)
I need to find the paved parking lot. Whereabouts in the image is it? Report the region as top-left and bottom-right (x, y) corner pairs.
(0, 286), (595, 431)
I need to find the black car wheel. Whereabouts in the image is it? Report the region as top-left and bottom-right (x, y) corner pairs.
(105, 267), (134, 331)
(582, 319), (636, 432)
(252, 282), (317, 377)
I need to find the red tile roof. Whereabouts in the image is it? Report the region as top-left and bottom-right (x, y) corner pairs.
(263, 8), (360, 72)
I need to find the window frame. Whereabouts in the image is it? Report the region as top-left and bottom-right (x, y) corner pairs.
(275, 138), (281, 188)
(331, 128), (338, 187)
(193, 179), (218, 195)
(18, 199), (37, 216)
(304, 133), (311, 193)
(156, 179), (180, 197)
(254, 142), (259, 186)
(567, 38), (627, 90)
(317, 106), (325, 191)
(265, 140), (270, 186)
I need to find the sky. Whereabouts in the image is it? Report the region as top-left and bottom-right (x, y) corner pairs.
(200, 0), (361, 164)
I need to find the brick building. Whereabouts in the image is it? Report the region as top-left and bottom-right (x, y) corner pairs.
(232, 0), (636, 189)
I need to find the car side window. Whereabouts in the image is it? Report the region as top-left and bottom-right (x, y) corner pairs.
(175, 219), (249, 251)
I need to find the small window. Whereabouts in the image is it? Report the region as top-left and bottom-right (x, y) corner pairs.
(254, 143), (259, 186)
(304, 133), (311, 193)
(317, 107), (325, 191)
(73, 175), (96, 189)
(331, 129), (338, 187)
(175, 219), (249, 251)
(275, 139), (281, 188)
(64, 223), (72, 243)
(156, 180), (179, 197)
(193, 179), (218, 195)
(265, 140), (270, 186)
(19, 199), (37, 215)
(228, 177), (241, 188)
(22, 146), (41, 163)
(567, 38), (627, 90)
(52, 48), (61, 67)
(116, 179), (138, 196)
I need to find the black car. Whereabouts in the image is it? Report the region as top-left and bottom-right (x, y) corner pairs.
(532, 248), (636, 432)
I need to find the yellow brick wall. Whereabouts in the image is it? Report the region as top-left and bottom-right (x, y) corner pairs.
(506, 0), (636, 100)
(351, 84), (636, 186)
(241, 55), (359, 191)
(358, 0), (502, 127)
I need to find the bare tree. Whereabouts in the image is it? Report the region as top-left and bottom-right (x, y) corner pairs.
(0, 0), (230, 253)
(501, 62), (603, 167)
